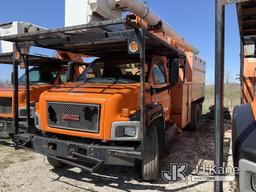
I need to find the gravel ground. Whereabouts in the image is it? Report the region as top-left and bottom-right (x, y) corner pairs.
(0, 118), (237, 192)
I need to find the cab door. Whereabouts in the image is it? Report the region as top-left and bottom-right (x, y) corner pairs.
(150, 56), (171, 122)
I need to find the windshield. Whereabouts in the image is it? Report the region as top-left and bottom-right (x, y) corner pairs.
(77, 59), (149, 84)
(18, 67), (60, 85)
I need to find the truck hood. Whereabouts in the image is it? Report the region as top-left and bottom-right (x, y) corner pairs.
(0, 84), (52, 106)
(49, 83), (140, 97)
(39, 83), (143, 140)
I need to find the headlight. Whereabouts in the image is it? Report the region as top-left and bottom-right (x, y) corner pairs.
(111, 121), (140, 141)
(124, 127), (137, 137)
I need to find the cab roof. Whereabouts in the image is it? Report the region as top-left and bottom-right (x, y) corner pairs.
(0, 52), (85, 66)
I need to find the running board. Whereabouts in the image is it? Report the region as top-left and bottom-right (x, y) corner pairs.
(15, 143), (104, 173)
(48, 153), (104, 173)
(165, 124), (177, 144)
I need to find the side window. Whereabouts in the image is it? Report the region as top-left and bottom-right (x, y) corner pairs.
(153, 60), (166, 84)
(29, 71), (40, 82)
(60, 71), (67, 84)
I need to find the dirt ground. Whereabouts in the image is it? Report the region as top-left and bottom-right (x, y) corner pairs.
(0, 118), (237, 192)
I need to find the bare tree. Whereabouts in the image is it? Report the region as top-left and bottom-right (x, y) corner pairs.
(0, 79), (11, 86)
(225, 70), (231, 85)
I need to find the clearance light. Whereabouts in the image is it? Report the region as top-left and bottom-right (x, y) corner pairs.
(129, 41), (139, 53)
(14, 51), (21, 60)
(20, 62), (25, 69)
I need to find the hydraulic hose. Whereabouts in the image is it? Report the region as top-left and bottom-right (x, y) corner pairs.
(108, 0), (199, 54)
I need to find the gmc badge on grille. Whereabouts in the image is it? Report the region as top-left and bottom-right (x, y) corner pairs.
(60, 114), (80, 121)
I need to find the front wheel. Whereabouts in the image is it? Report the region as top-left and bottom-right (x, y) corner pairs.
(190, 103), (202, 132)
(140, 125), (159, 181)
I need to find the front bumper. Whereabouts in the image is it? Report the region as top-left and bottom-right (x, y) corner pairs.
(17, 134), (142, 171)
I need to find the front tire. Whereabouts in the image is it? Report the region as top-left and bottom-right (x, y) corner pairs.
(190, 103), (202, 131)
(141, 125), (159, 181)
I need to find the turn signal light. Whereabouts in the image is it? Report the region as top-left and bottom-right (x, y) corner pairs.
(14, 51), (21, 60)
(20, 62), (25, 69)
(121, 108), (130, 117)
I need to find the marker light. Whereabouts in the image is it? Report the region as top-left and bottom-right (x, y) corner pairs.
(129, 41), (139, 53)
(14, 51), (21, 60)
(20, 62), (25, 69)
(121, 108), (129, 117)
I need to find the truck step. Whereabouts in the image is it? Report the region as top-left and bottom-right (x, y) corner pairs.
(165, 124), (177, 144)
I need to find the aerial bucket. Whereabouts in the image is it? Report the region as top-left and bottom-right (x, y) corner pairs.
(0, 21), (46, 54)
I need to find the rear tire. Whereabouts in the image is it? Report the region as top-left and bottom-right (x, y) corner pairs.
(47, 157), (65, 169)
(140, 124), (159, 181)
(190, 103), (202, 131)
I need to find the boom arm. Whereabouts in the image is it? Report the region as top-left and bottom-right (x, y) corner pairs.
(65, 0), (199, 54)
(109, 0), (199, 54)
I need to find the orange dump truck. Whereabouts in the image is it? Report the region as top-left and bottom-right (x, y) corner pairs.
(1, 9), (205, 181)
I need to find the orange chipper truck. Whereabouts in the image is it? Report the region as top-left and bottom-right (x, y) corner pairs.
(0, 22), (84, 134)
(0, 52), (83, 134)
(1, 0), (206, 180)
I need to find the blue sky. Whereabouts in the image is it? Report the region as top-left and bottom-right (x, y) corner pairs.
(0, 0), (240, 84)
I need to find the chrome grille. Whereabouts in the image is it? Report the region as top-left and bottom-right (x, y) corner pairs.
(0, 97), (12, 115)
(47, 102), (100, 133)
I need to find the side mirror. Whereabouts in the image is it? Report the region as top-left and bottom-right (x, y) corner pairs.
(169, 58), (179, 86)
(11, 72), (14, 85)
(67, 62), (75, 82)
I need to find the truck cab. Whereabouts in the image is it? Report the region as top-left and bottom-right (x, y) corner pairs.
(0, 53), (83, 134)
(0, 21), (84, 134)
(39, 56), (169, 140)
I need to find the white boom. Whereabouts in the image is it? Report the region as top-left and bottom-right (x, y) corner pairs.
(65, 0), (121, 27)
(65, 0), (199, 54)
(110, 0), (199, 54)
(0, 21), (46, 53)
